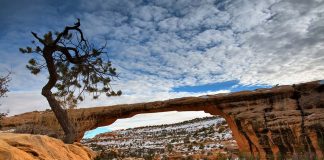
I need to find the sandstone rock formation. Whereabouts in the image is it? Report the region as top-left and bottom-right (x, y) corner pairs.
(2, 80), (324, 159)
(0, 133), (96, 160)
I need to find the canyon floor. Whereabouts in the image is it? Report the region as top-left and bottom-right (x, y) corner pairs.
(82, 116), (239, 160)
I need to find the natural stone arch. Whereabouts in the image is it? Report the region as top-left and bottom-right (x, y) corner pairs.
(2, 80), (324, 159)
(80, 104), (253, 157)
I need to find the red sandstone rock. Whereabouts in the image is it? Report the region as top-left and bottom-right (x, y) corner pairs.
(0, 133), (96, 160)
(1, 80), (324, 159)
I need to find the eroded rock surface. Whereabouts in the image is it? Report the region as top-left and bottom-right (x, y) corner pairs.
(0, 133), (96, 160)
(2, 80), (324, 159)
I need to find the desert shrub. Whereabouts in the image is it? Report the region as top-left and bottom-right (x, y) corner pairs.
(216, 152), (228, 160)
(188, 144), (193, 150)
(167, 143), (173, 152)
(95, 150), (118, 160)
(0, 112), (8, 129)
(161, 155), (168, 160)
(199, 143), (204, 149)
(218, 126), (226, 133)
(184, 136), (190, 143)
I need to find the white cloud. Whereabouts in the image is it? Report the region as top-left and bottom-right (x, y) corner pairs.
(108, 111), (212, 130)
(0, 91), (48, 115)
(0, 89), (230, 116)
(77, 89), (231, 108)
(1, 0), (324, 125)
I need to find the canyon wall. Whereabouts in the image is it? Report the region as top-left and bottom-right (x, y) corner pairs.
(2, 80), (324, 159)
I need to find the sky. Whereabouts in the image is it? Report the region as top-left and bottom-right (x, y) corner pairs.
(1, 0), (324, 135)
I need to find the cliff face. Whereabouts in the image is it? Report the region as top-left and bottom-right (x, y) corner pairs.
(0, 133), (96, 160)
(2, 80), (324, 159)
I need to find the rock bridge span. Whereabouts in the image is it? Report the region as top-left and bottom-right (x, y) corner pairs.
(2, 81), (324, 159)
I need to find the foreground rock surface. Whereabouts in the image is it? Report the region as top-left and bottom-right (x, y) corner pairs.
(2, 80), (324, 159)
(0, 133), (96, 160)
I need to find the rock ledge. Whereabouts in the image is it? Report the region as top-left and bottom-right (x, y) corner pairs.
(0, 133), (96, 160)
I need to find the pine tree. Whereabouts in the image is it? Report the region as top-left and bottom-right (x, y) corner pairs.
(20, 19), (121, 143)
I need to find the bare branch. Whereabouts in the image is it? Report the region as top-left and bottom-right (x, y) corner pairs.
(54, 19), (85, 44)
(23, 19), (121, 143)
(55, 46), (88, 64)
(31, 32), (45, 44)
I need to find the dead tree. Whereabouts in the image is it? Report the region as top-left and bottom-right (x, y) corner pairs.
(20, 19), (121, 143)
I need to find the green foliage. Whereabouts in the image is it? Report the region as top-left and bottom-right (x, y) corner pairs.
(94, 150), (118, 160)
(216, 152), (229, 160)
(52, 55), (121, 108)
(199, 143), (204, 149)
(26, 58), (41, 75)
(43, 31), (53, 44)
(167, 143), (173, 152)
(20, 20), (121, 109)
(143, 149), (155, 160)
(161, 155), (169, 160)
(188, 144), (193, 150)
(184, 135), (190, 143)
(218, 126), (226, 133)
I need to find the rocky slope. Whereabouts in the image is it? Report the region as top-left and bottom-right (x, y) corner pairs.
(1, 80), (324, 159)
(0, 133), (96, 160)
(82, 116), (237, 159)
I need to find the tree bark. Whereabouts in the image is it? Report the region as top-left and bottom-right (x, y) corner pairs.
(43, 93), (76, 143)
(42, 47), (76, 144)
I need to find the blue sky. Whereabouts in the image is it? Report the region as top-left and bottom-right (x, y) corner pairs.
(1, 0), (324, 135)
(83, 111), (212, 139)
(84, 127), (112, 139)
(173, 80), (271, 92)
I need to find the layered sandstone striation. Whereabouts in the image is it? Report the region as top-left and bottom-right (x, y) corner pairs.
(0, 133), (96, 160)
(1, 80), (324, 159)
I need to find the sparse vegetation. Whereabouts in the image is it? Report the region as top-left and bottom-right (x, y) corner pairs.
(0, 73), (10, 99)
(83, 116), (238, 159)
(20, 19), (121, 143)
(0, 73), (10, 128)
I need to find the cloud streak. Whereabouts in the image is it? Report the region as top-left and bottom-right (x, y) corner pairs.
(0, 0), (324, 123)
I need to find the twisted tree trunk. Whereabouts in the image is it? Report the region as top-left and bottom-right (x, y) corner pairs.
(42, 47), (76, 144)
(27, 19), (117, 143)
